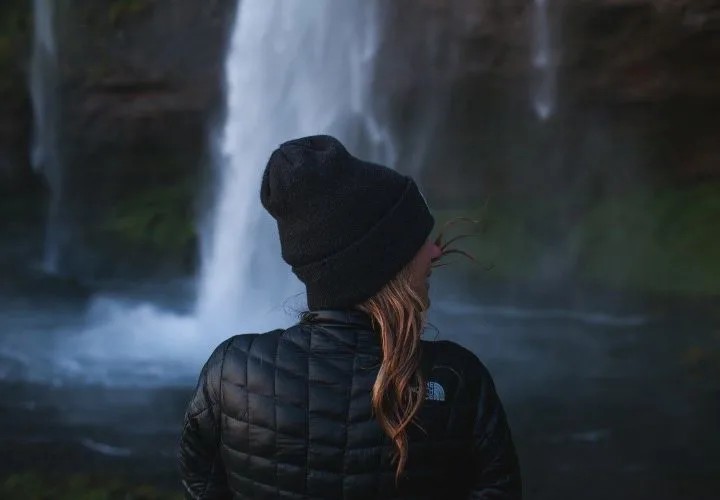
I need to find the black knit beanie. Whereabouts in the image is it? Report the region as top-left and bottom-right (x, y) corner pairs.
(260, 135), (435, 310)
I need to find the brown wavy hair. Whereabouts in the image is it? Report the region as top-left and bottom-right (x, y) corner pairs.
(357, 263), (427, 480)
(357, 218), (481, 480)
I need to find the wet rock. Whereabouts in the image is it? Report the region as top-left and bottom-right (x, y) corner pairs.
(1, 0), (718, 278)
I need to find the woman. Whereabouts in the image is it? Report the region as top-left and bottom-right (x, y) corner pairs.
(179, 135), (521, 499)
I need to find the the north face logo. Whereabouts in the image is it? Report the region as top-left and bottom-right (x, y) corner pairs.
(425, 381), (445, 401)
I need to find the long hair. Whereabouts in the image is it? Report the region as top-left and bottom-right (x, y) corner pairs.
(357, 263), (427, 480)
(355, 218), (481, 480)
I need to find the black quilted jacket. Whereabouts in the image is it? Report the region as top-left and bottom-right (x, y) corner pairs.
(179, 310), (521, 499)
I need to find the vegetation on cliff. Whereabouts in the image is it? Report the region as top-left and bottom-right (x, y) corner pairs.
(435, 182), (720, 296)
(108, 0), (155, 26)
(0, 0), (28, 76)
(102, 180), (196, 252)
(1, 472), (181, 500)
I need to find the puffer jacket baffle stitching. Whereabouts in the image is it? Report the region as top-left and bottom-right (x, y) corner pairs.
(179, 309), (521, 499)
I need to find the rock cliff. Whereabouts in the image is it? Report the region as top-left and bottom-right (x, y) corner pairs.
(1, 0), (717, 278)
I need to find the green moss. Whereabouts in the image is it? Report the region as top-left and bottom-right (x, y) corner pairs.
(433, 205), (544, 277)
(0, 0), (29, 38)
(0, 0), (30, 73)
(432, 182), (720, 296)
(108, 0), (154, 26)
(569, 182), (720, 295)
(0, 188), (45, 228)
(0, 472), (181, 500)
(0, 37), (13, 65)
(102, 180), (196, 253)
(84, 62), (123, 85)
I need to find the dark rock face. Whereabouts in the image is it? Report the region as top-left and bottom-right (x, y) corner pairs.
(375, 0), (720, 203)
(0, 0), (33, 196)
(1, 0), (718, 277)
(2, 0), (718, 196)
(563, 0), (720, 103)
(56, 0), (236, 209)
(27, 0), (236, 277)
(377, 0), (720, 101)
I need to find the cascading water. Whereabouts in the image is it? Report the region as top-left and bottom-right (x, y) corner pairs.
(531, 0), (555, 120)
(196, 0), (393, 336)
(30, 0), (63, 273)
(35, 0), (392, 385)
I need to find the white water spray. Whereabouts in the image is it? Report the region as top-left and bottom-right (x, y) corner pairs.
(35, 0), (393, 385)
(30, 0), (64, 273)
(196, 0), (393, 336)
(531, 0), (556, 120)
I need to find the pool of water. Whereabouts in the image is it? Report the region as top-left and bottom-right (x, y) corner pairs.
(1, 279), (718, 499)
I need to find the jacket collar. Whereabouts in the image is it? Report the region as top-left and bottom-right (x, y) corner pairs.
(300, 309), (373, 329)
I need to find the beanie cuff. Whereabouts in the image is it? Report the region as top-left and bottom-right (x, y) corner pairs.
(293, 179), (434, 310)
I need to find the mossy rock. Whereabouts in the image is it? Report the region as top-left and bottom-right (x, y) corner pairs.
(569, 182), (720, 295)
(107, 0), (156, 26)
(0, 472), (182, 500)
(101, 180), (196, 253)
(0, 0), (30, 76)
(432, 181), (720, 296)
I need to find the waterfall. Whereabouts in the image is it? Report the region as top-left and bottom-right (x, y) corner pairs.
(30, 0), (64, 273)
(531, 0), (555, 120)
(34, 0), (393, 385)
(196, 0), (393, 335)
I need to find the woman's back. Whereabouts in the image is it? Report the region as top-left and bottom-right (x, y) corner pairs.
(180, 310), (520, 499)
(180, 136), (520, 498)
